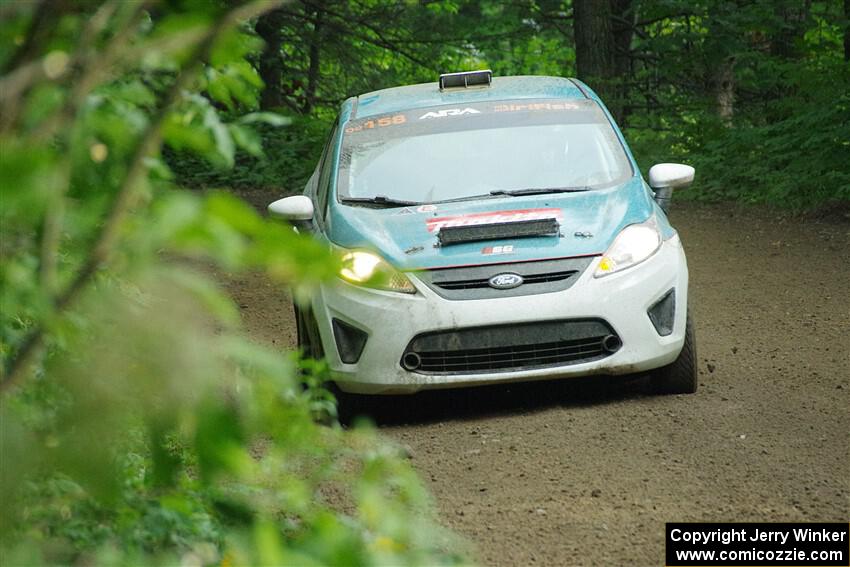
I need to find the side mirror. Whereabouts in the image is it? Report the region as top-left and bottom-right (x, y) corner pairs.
(648, 163), (695, 190)
(648, 163), (695, 213)
(268, 195), (314, 222)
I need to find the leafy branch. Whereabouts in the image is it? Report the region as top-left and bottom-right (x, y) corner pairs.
(1, 0), (288, 396)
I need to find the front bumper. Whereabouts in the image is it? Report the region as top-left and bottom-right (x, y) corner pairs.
(310, 235), (688, 394)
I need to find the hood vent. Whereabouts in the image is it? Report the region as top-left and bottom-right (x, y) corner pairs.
(437, 218), (560, 246)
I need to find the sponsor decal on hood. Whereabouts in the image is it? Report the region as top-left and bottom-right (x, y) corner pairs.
(426, 208), (563, 233)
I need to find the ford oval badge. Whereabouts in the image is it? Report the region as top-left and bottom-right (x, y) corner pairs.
(488, 273), (524, 290)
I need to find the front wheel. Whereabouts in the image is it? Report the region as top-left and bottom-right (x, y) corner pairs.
(294, 303), (323, 359)
(649, 310), (698, 395)
(293, 304), (363, 423)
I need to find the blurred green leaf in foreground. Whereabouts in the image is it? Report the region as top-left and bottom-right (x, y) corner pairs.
(0, 1), (468, 565)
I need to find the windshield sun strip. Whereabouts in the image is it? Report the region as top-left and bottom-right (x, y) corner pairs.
(335, 98), (633, 205)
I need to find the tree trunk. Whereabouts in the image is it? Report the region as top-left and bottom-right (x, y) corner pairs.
(573, 0), (615, 83)
(716, 56), (736, 126)
(611, 0), (634, 124)
(845, 0), (850, 62)
(302, 6), (325, 114)
(770, 0), (810, 60)
(573, 0), (620, 119)
(255, 9), (286, 110)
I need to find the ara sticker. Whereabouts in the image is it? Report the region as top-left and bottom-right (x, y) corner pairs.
(419, 108), (481, 119)
(417, 204), (437, 213)
(426, 208), (563, 233)
(482, 245), (515, 255)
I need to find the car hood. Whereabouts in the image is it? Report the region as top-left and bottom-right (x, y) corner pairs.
(326, 178), (656, 270)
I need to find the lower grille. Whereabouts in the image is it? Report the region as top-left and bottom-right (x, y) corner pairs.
(402, 319), (619, 375)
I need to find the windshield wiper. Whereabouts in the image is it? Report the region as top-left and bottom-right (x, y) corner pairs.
(429, 187), (591, 204)
(489, 187), (590, 197)
(340, 196), (422, 208)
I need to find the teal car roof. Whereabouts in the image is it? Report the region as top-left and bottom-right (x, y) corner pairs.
(348, 75), (593, 120)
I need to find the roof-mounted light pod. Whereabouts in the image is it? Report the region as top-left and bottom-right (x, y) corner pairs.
(439, 70), (493, 91)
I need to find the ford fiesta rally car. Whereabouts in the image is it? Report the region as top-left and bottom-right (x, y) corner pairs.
(269, 71), (698, 396)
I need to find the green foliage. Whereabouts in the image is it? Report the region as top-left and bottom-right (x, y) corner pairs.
(0, 3), (468, 565)
(623, 2), (850, 210)
(166, 115), (329, 193)
(685, 65), (850, 208)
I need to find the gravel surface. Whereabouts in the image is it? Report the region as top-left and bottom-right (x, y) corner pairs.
(224, 198), (849, 566)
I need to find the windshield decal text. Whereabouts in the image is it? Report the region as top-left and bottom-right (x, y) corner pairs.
(419, 108), (481, 119)
(345, 114), (407, 133)
(493, 102), (582, 112)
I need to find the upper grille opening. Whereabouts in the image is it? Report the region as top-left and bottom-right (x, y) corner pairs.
(418, 256), (595, 300)
(435, 270), (577, 291)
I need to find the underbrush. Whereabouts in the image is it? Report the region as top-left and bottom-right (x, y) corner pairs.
(628, 61), (850, 211)
(165, 116), (330, 194)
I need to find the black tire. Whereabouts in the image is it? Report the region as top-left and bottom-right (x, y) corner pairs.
(293, 303), (363, 424)
(294, 303), (323, 359)
(327, 382), (366, 426)
(650, 310), (698, 395)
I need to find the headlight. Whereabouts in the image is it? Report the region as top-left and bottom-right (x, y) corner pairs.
(339, 250), (416, 293)
(594, 216), (662, 277)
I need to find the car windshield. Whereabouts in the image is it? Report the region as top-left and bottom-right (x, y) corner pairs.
(337, 99), (632, 205)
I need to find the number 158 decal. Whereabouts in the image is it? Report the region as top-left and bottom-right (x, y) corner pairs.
(345, 114), (406, 133)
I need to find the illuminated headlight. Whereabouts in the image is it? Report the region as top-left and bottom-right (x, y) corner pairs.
(339, 250), (416, 293)
(594, 216), (662, 277)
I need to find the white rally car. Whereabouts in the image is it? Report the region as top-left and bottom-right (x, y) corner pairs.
(270, 71), (698, 396)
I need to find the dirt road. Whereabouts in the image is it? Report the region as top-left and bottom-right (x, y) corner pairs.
(225, 198), (849, 566)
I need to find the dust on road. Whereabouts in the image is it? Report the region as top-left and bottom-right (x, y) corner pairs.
(223, 198), (849, 566)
